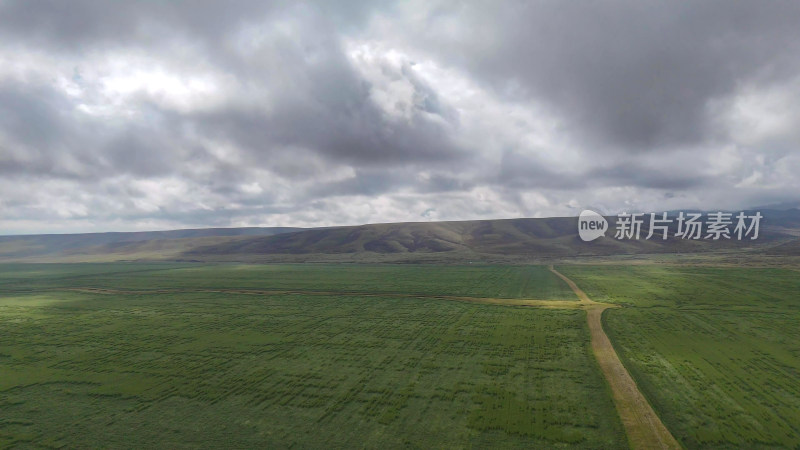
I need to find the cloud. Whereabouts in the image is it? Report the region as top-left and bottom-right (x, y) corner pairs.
(374, 1), (800, 151)
(0, 0), (798, 234)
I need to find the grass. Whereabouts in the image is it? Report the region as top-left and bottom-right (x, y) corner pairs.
(0, 263), (577, 300)
(561, 265), (800, 448)
(0, 263), (623, 448)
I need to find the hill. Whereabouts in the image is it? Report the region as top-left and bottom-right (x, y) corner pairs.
(2, 209), (798, 263)
(181, 212), (799, 263)
(0, 227), (302, 262)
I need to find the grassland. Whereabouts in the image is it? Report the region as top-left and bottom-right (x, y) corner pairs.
(561, 265), (800, 448)
(0, 263), (578, 299)
(0, 263), (625, 448)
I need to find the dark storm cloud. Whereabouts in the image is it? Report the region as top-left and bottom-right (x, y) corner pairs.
(489, 149), (710, 193)
(303, 169), (403, 198)
(494, 150), (588, 190)
(102, 129), (177, 177)
(0, 1), (282, 51)
(400, 0), (800, 151)
(0, 79), (182, 180)
(194, 71), (462, 168)
(586, 165), (705, 191)
(0, 0), (381, 69)
(0, 80), (93, 179)
(0, 82), (67, 148)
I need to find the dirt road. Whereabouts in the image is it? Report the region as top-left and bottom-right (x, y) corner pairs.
(549, 266), (681, 450)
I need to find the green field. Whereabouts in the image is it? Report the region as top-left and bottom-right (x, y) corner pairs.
(6, 262), (798, 448)
(0, 263), (623, 448)
(561, 265), (800, 448)
(0, 263), (577, 300)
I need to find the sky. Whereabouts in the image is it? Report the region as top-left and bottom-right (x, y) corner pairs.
(1, 0), (799, 234)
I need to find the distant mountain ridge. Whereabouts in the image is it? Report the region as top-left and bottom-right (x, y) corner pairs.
(0, 227), (303, 260)
(1, 209), (799, 263)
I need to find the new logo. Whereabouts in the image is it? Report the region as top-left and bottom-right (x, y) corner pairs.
(578, 210), (608, 242)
